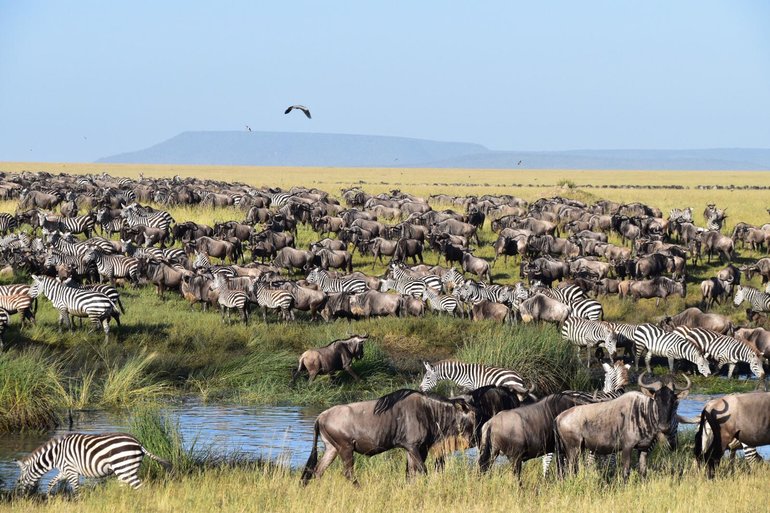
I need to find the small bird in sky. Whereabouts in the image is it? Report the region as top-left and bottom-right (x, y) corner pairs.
(517, 160), (522, 166)
(284, 105), (311, 119)
(245, 125), (252, 132)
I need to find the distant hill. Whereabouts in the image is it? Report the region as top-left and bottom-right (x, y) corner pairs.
(97, 131), (770, 170)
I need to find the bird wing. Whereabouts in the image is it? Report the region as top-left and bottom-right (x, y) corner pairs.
(284, 106), (293, 114)
(303, 108), (311, 119)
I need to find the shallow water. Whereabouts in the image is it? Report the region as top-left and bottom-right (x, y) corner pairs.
(1, 396), (768, 491)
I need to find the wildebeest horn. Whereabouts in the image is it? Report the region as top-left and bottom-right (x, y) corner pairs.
(637, 372), (662, 392)
(673, 373), (691, 392)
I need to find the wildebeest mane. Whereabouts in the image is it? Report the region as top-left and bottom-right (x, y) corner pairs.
(374, 389), (454, 415)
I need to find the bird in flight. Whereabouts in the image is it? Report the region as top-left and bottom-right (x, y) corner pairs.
(245, 125), (252, 132)
(517, 160), (522, 166)
(284, 105), (311, 119)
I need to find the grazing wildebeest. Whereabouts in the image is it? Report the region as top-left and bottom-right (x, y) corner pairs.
(194, 236), (241, 263)
(349, 290), (401, 319)
(523, 257), (570, 287)
(144, 260), (190, 297)
(392, 238), (423, 265)
(272, 247), (315, 274)
(300, 389), (477, 485)
(292, 334), (367, 383)
(700, 278), (726, 309)
(518, 294), (571, 324)
(660, 307), (733, 335)
(277, 281), (327, 321)
(701, 230), (734, 263)
(694, 392), (770, 478)
(461, 251), (492, 283)
(314, 247), (353, 273)
(555, 373), (690, 480)
(471, 300), (511, 324)
(622, 276), (686, 306)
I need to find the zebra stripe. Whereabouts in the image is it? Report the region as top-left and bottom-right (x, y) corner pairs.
(569, 298), (603, 321)
(601, 321), (638, 354)
(84, 248), (140, 286)
(210, 275), (250, 324)
(28, 275), (117, 342)
(531, 284), (586, 304)
(0, 307), (9, 351)
(252, 280), (295, 322)
(0, 212), (17, 235)
(0, 294), (36, 327)
(561, 317), (617, 366)
(419, 360), (532, 396)
(673, 326), (764, 379)
(63, 278), (125, 314)
(121, 204), (174, 232)
(734, 285), (770, 313)
(455, 280), (507, 305)
(633, 323), (711, 376)
(421, 286), (461, 316)
(58, 214), (96, 237)
(306, 267), (366, 294)
(15, 432), (170, 494)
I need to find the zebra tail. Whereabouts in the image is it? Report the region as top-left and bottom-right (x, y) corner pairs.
(143, 448), (173, 471)
(301, 419), (320, 485)
(477, 421), (494, 473)
(694, 409), (718, 466)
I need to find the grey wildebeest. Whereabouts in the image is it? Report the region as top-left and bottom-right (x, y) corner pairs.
(518, 294), (571, 324)
(292, 334), (367, 383)
(555, 373), (690, 480)
(461, 251), (492, 283)
(272, 247), (315, 274)
(349, 290), (401, 319)
(143, 260), (190, 297)
(300, 389), (477, 485)
(660, 307), (733, 335)
(620, 276), (686, 306)
(694, 392), (770, 478)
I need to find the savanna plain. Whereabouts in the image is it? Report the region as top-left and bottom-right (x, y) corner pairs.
(2, 162), (770, 513)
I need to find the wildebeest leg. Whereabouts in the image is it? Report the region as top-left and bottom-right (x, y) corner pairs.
(339, 446), (358, 485)
(405, 447), (427, 479)
(344, 365), (361, 381)
(638, 450), (648, 477)
(621, 447), (633, 481)
(313, 445), (339, 479)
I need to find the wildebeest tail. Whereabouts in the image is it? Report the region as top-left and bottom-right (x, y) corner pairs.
(477, 421), (494, 472)
(552, 422), (566, 478)
(300, 419), (320, 485)
(291, 358), (306, 384)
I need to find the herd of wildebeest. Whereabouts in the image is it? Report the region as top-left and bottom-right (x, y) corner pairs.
(6, 170), (770, 494)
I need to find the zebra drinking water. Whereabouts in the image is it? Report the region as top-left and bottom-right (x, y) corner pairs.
(14, 432), (171, 495)
(633, 323), (711, 376)
(419, 360), (535, 401)
(561, 317), (618, 367)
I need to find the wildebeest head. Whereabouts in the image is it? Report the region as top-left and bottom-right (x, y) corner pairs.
(344, 333), (368, 360)
(638, 372), (691, 435)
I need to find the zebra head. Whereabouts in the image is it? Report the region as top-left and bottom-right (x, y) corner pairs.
(602, 328), (618, 358)
(733, 285), (745, 307)
(27, 275), (44, 299)
(14, 456), (41, 494)
(694, 354), (712, 377)
(419, 361), (438, 392)
(306, 267), (321, 283)
(379, 278), (395, 292)
(749, 353), (765, 380)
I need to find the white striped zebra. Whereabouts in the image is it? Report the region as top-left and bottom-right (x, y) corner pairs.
(210, 275), (250, 324)
(384, 262), (440, 298)
(47, 231), (91, 257)
(57, 214), (97, 238)
(673, 326), (764, 379)
(0, 294), (36, 328)
(421, 286), (461, 317)
(44, 248), (96, 280)
(669, 207), (693, 223)
(419, 360), (534, 400)
(191, 251), (237, 279)
(456, 280), (507, 305)
(531, 283), (587, 304)
(28, 275), (118, 342)
(14, 432), (170, 495)
(96, 207), (125, 237)
(561, 317), (617, 367)
(83, 247), (140, 287)
(252, 279), (295, 322)
(601, 321), (638, 356)
(569, 297), (603, 321)
(306, 267), (367, 294)
(734, 285), (770, 313)
(62, 278), (125, 314)
(0, 307), (9, 350)
(441, 267), (465, 292)
(263, 191), (291, 209)
(0, 212), (17, 235)
(633, 323), (711, 376)
(121, 203), (174, 232)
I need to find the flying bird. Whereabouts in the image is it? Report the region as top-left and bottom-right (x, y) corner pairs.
(517, 160), (522, 166)
(245, 125), (252, 132)
(284, 105), (311, 119)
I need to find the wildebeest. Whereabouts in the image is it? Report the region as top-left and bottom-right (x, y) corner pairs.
(292, 334), (367, 383)
(277, 281), (327, 321)
(660, 307), (733, 335)
(461, 251), (492, 283)
(518, 294), (571, 324)
(620, 276), (686, 306)
(694, 392), (770, 478)
(555, 373), (690, 480)
(193, 236), (241, 263)
(300, 389), (477, 485)
(349, 290), (401, 319)
(700, 230), (734, 263)
(143, 259), (190, 297)
(735, 327), (770, 362)
(272, 247), (315, 274)
(471, 300), (511, 324)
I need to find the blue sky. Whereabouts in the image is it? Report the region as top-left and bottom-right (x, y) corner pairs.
(0, 0), (768, 162)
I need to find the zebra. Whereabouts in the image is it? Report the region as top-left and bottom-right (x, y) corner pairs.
(28, 274), (118, 342)
(419, 360), (535, 401)
(673, 326), (764, 380)
(734, 285), (770, 313)
(210, 274), (250, 324)
(561, 317), (618, 367)
(632, 323), (711, 376)
(531, 283), (587, 304)
(0, 294), (36, 328)
(96, 207), (125, 237)
(83, 247), (140, 287)
(601, 321), (638, 357)
(251, 279), (294, 322)
(306, 267), (367, 294)
(669, 207), (693, 223)
(441, 267), (465, 292)
(383, 262), (440, 298)
(14, 432), (171, 495)
(62, 277), (126, 314)
(191, 251), (237, 279)
(0, 307), (9, 351)
(421, 286), (462, 317)
(57, 214), (97, 238)
(0, 212), (17, 235)
(47, 230), (91, 257)
(121, 203), (174, 233)
(456, 280), (507, 305)
(262, 190), (292, 209)
(542, 360), (630, 475)
(568, 297), (603, 321)
(44, 248), (97, 282)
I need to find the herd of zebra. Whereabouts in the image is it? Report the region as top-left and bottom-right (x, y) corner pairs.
(7, 170), (770, 493)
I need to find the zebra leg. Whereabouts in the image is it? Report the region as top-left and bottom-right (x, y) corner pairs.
(645, 353), (653, 374)
(668, 356), (675, 373)
(47, 471), (65, 495)
(542, 453), (553, 477)
(102, 318), (110, 343)
(727, 363), (735, 379)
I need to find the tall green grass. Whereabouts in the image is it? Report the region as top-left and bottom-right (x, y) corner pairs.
(101, 353), (171, 408)
(0, 348), (65, 432)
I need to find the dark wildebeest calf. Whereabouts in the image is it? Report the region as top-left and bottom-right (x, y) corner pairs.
(300, 389), (477, 485)
(292, 334), (367, 383)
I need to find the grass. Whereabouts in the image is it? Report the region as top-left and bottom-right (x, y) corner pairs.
(0, 348), (65, 432)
